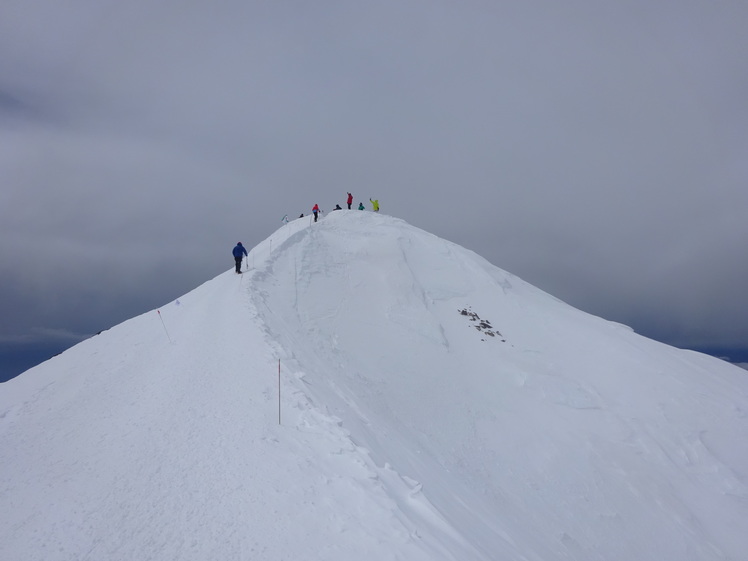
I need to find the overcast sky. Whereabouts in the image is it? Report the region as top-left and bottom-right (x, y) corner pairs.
(1, 0), (747, 378)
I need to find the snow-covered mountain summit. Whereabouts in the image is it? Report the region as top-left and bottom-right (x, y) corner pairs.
(2, 211), (747, 561)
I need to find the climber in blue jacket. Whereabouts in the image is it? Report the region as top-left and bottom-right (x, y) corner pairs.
(232, 242), (248, 274)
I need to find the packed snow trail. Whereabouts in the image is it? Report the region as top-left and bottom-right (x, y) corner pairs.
(1, 210), (747, 560)
(252, 211), (748, 561)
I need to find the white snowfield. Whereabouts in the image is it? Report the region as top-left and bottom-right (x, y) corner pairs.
(1, 211), (747, 561)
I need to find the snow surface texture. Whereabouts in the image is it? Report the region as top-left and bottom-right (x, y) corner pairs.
(2, 211), (747, 561)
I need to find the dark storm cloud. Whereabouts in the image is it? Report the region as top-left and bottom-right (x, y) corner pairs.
(0, 90), (28, 118)
(1, 0), (747, 374)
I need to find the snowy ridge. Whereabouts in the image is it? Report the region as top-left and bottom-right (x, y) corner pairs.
(1, 211), (747, 561)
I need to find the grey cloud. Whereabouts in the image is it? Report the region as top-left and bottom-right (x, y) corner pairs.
(1, 0), (747, 366)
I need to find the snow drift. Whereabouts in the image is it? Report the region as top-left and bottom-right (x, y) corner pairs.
(1, 211), (746, 561)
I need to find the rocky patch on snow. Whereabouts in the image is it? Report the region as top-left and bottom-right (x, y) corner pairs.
(458, 307), (505, 342)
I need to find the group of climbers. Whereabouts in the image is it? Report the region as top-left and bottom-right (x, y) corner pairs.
(233, 193), (381, 273)
(304, 193), (380, 222)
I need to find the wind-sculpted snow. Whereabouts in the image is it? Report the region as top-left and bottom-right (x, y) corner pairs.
(1, 211), (747, 560)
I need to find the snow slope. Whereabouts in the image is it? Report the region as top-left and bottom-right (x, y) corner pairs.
(1, 211), (747, 561)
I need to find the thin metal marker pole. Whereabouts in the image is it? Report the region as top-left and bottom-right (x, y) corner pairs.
(157, 310), (172, 343)
(278, 359), (281, 425)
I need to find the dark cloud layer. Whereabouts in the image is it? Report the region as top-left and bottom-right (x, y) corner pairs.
(2, 0), (747, 379)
